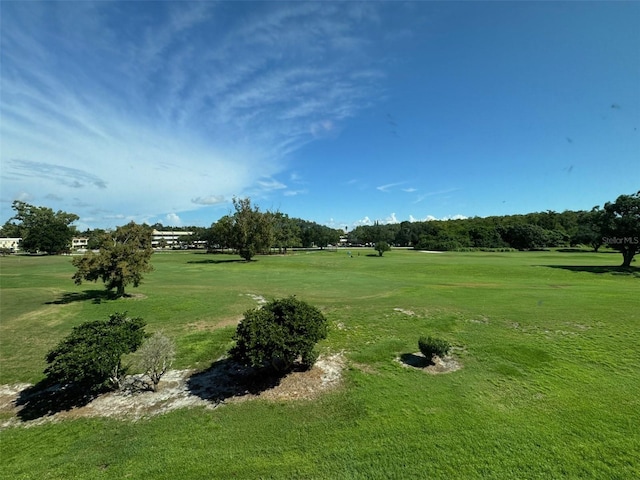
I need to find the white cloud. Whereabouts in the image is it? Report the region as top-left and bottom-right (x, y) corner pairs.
(165, 213), (182, 226)
(354, 216), (373, 226)
(384, 213), (399, 224)
(410, 214), (468, 222)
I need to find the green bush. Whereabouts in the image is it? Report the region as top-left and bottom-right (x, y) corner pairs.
(418, 336), (451, 359)
(44, 312), (147, 392)
(230, 296), (327, 372)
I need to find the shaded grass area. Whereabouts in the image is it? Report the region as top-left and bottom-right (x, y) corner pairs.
(1, 249), (639, 478)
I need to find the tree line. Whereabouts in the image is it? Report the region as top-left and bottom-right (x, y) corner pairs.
(2, 192), (639, 271)
(347, 192), (639, 266)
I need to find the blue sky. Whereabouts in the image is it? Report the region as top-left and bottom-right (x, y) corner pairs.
(1, 1), (638, 231)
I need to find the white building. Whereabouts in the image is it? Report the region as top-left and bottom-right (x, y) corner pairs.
(72, 237), (89, 249)
(152, 229), (193, 249)
(0, 237), (21, 252)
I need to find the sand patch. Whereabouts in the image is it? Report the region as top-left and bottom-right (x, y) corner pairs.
(397, 353), (462, 374)
(393, 308), (415, 316)
(0, 353), (345, 428)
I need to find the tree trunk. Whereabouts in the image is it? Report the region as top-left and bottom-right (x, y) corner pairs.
(116, 283), (125, 297)
(621, 247), (635, 268)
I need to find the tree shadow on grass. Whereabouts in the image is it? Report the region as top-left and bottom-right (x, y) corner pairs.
(45, 289), (115, 305)
(187, 259), (249, 264)
(399, 353), (434, 368)
(15, 380), (99, 421)
(186, 358), (290, 404)
(540, 265), (639, 276)
(555, 248), (596, 253)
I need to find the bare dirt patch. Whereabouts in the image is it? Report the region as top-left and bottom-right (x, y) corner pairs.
(393, 308), (415, 316)
(397, 353), (462, 374)
(187, 317), (242, 331)
(0, 353), (345, 428)
(243, 293), (267, 305)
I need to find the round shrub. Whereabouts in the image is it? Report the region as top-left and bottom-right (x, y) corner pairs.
(418, 336), (451, 359)
(230, 296), (327, 372)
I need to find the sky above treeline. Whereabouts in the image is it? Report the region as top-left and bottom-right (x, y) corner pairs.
(1, 1), (638, 231)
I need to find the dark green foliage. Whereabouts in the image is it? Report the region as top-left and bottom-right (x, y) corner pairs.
(498, 223), (561, 250)
(601, 192), (640, 267)
(44, 312), (147, 392)
(375, 241), (391, 256)
(231, 197), (272, 261)
(298, 220), (341, 249)
(3, 200), (79, 254)
(72, 222), (154, 296)
(418, 336), (451, 359)
(571, 209), (605, 251)
(230, 296), (328, 372)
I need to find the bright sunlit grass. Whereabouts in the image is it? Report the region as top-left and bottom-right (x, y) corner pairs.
(1, 249), (638, 479)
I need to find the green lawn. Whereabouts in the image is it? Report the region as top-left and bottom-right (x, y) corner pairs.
(1, 249), (639, 479)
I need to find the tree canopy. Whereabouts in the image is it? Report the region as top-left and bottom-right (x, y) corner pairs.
(601, 192), (640, 267)
(72, 222), (154, 297)
(230, 197), (273, 261)
(3, 200), (78, 254)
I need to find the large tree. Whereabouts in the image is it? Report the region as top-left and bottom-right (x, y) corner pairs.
(72, 222), (154, 297)
(230, 197), (273, 261)
(601, 192), (640, 267)
(271, 212), (301, 254)
(3, 200), (79, 254)
(571, 208), (605, 252)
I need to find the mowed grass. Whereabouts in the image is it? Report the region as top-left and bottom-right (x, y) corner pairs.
(1, 249), (639, 479)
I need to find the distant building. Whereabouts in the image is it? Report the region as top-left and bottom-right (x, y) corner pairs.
(0, 237), (21, 253)
(72, 237), (89, 249)
(152, 229), (193, 249)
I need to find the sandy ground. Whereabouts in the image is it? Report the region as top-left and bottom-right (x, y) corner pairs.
(0, 352), (345, 429)
(396, 353), (462, 374)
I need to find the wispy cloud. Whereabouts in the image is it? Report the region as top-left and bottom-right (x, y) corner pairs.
(0, 2), (386, 226)
(9, 160), (108, 190)
(192, 195), (226, 206)
(413, 188), (461, 204)
(376, 182), (405, 193)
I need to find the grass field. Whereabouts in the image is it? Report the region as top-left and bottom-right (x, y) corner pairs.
(1, 249), (639, 479)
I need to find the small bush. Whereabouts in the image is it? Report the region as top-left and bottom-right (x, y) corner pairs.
(136, 331), (175, 391)
(418, 336), (451, 359)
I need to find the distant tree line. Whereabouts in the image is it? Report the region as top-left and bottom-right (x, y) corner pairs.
(2, 192), (638, 266)
(348, 193), (638, 263)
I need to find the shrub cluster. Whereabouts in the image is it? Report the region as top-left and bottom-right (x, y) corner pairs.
(418, 336), (451, 359)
